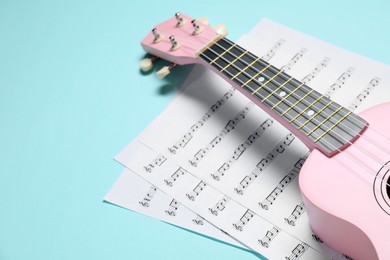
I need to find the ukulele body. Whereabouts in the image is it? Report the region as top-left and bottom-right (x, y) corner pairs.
(299, 102), (390, 260)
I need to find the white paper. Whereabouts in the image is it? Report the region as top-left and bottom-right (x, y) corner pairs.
(107, 19), (390, 260)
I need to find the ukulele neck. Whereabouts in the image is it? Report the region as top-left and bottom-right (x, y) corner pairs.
(197, 36), (368, 157)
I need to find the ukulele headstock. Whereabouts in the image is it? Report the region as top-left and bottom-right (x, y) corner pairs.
(140, 13), (228, 78)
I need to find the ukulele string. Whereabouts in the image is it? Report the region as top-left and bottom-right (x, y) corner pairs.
(195, 38), (390, 177)
(165, 31), (390, 180)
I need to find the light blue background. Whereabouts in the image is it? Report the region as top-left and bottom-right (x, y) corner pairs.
(1, 0), (389, 259)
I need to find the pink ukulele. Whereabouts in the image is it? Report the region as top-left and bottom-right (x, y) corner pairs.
(139, 13), (390, 259)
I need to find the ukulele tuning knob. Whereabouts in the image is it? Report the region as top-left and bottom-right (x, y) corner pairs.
(197, 17), (210, 25)
(152, 28), (163, 43)
(139, 56), (157, 72)
(169, 35), (180, 51)
(156, 63), (176, 79)
(192, 19), (204, 35)
(214, 24), (228, 37)
(175, 12), (187, 27)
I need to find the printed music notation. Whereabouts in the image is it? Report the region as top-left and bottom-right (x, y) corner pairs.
(324, 67), (355, 98)
(107, 18), (390, 260)
(164, 167), (188, 187)
(189, 103), (254, 167)
(284, 202), (306, 226)
(165, 199), (180, 216)
(209, 196), (230, 216)
(210, 119), (273, 181)
(186, 181), (207, 201)
(234, 133), (295, 195)
(192, 215), (205, 225)
(261, 39), (285, 62)
(232, 209), (255, 231)
(139, 186), (157, 207)
(168, 89), (235, 154)
(312, 234), (323, 243)
(259, 226), (281, 248)
(285, 243), (309, 260)
(281, 48), (307, 72)
(144, 155), (167, 173)
(348, 77), (381, 111)
(259, 157), (306, 210)
(300, 57), (330, 84)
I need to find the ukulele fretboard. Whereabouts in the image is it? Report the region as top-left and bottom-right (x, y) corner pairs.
(198, 37), (368, 156)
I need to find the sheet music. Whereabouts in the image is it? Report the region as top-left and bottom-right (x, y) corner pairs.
(106, 19), (390, 260)
(105, 169), (245, 248)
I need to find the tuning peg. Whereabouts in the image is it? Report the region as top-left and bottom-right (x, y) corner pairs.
(156, 63), (176, 79)
(152, 28), (163, 43)
(175, 12), (186, 27)
(139, 56), (157, 72)
(197, 17), (210, 25)
(214, 24), (228, 37)
(191, 19), (204, 35)
(169, 35), (180, 51)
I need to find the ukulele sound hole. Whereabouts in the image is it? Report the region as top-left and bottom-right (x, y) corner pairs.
(387, 175), (390, 200)
(373, 160), (390, 215)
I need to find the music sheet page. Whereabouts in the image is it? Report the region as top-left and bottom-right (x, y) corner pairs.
(105, 19), (390, 259)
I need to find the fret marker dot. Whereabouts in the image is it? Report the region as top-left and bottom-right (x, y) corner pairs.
(279, 91), (286, 97)
(307, 110), (314, 116)
(258, 76), (265, 82)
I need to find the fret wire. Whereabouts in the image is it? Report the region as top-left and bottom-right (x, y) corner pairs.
(210, 43), (237, 65)
(203, 45), (338, 130)
(298, 101), (334, 129)
(200, 49), (360, 151)
(307, 106), (343, 137)
(222, 38), (272, 71)
(241, 64), (272, 88)
(204, 46), (342, 135)
(262, 76), (294, 102)
(221, 50), (249, 72)
(251, 69), (284, 95)
(278, 87), (311, 113)
(200, 40), (366, 140)
(231, 57), (260, 80)
(314, 111), (353, 142)
(288, 92), (323, 122)
(217, 38), (366, 132)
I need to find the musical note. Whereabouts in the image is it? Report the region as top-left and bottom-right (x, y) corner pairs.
(348, 77), (381, 111)
(258, 226), (281, 248)
(168, 88), (235, 154)
(211, 119), (273, 181)
(301, 57), (331, 84)
(234, 134), (295, 195)
(139, 186), (157, 207)
(260, 157), (306, 210)
(262, 39), (285, 61)
(311, 234), (323, 243)
(285, 242), (309, 260)
(281, 48), (307, 72)
(324, 67), (355, 98)
(165, 199), (180, 216)
(189, 103), (254, 166)
(192, 215), (205, 225)
(186, 181), (207, 201)
(143, 155), (167, 173)
(233, 209), (255, 231)
(164, 167), (188, 187)
(284, 202), (306, 226)
(209, 196), (230, 216)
